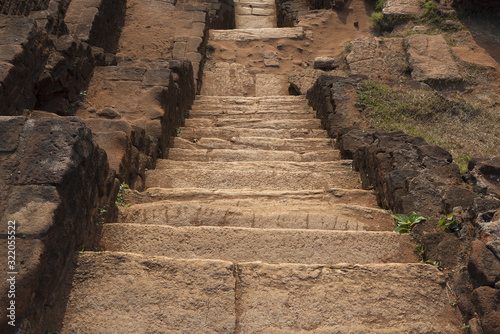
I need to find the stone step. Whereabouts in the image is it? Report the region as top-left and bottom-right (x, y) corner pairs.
(236, 262), (462, 333)
(61, 253), (461, 333)
(61, 252), (237, 333)
(173, 136), (333, 151)
(154, 160), (349, 172)
(145, 167), (358, 190)
(189, 111), (315, 120)
(118, 200), (394, 231)
(195, 95), (307, 102)
(185, 118), (322, 130)
(101, 224), (418, 264)
(125, 187), (378, 205)
(178, 127), (328, 141)
(166, 148), (339, 162)
(210, 27), (306, 41)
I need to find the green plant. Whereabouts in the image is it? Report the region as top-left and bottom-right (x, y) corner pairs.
(392, 211), (426, 233)
(117, 183), (131, 207)
(79, 244), (85, 252)
(422, 259), (440, 266)
(463, 323), (470, 332)
(437, 212), (462, 236)
(450, 300), (457, 307)
(79, 90), (87, 101)
(176, 127), (182, 135)
(97, 206), (107, 225)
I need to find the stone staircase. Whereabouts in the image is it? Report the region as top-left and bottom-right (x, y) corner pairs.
(61, 95), (461, 333)
(59, 0), (462, 331)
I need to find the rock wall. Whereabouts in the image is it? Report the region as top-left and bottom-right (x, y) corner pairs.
(65, 0), (126, 53)
(0, 0), (50, 15)
(0, 116), (116, 333)
(76, 58), (195, 190)
(452, 0), (500, 11)
(306, 73), (500, 334)
(0, 16), (52, 116)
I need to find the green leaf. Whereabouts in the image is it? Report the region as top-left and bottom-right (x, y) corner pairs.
(391, 214), (408, 223)
(394, 225), (410, 233)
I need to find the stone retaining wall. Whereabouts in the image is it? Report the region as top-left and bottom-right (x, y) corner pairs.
(306, 73), (500, 334)
(65, 0), (126, 53)
(0, 117), (116, 333)
(0, 0), (50, 15)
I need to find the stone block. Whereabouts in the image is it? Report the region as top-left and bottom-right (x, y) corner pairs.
(468, 240), (500, 287)
(0, 116), (27, 152)
(172, 42), (187, 58)
(405, 34), (462, 83)
(382, 0), (421, 16)
(314, 56), (336, 70)
(101, 66), (146, 81)
(143, 69), (172, 87)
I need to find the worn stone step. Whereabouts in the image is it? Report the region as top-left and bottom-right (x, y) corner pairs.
(189, 111), (315, 120)
(154, 160), (349, 173)
(195, 95), (307, 102)
(126, 187), (381, 207)
(61, 252), (236, 333)
(101, 224), (417, 264)
(185, 118), (322, 130)
(236, 262), (462, 333)
(118, 200), (393, 231)
(167, 148), (339, 162)
(173, 136), (333, 151)
(210, 27), (306, 41)
(178, 127), (328, 141)
(145, 167), (358, 190)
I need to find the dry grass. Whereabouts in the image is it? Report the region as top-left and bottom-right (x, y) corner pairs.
(356, 80), (500, 171)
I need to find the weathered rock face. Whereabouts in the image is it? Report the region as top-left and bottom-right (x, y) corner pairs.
(0, 116), (116, 333)
(405, 34), (462, 84)
(382, 0), (421, 16)
(470, 157), (500, 198)
(0, 0), (50, 15)
(65, 0), (126, 52)
(346, 37), (408, 82)
(75, 58), (195, 189)
(0, 16), (52, 116)
(306, 74), (369, 137)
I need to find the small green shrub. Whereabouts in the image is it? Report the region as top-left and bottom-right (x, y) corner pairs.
(117, 183), (130, 207)
(437, 212), (462, 236)
(392, 211), (426, 233)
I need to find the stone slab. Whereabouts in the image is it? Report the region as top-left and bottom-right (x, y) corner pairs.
(405, 34), (462, 83)
(237, 262), (462, 333)
(166, 148), (339, 162)
(61, 252), (236, 333)
(101, 224), (418, 264)
(210, 27), (305, 41)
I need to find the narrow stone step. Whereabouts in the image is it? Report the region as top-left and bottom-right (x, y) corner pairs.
(185, 118), (322, 130)
(236, 262), (462, 333)
(126, 187), (381, 207)
(145, 168), (358, 190)
(195, 95), (307, 102)
(118, 200), (394, 231)
(173, 136), (333, 151)
(61, 252), (236, 333)
(167, 148), (339, 162)
(101, 224), (418, 264)
(154, 160), (349, 172)
(178, 127), (328, 141)
(210, 27), (306, 41)
(189, 111), (315, 120)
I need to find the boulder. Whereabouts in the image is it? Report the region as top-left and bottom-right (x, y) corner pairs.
(405, 34), (462, 84)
